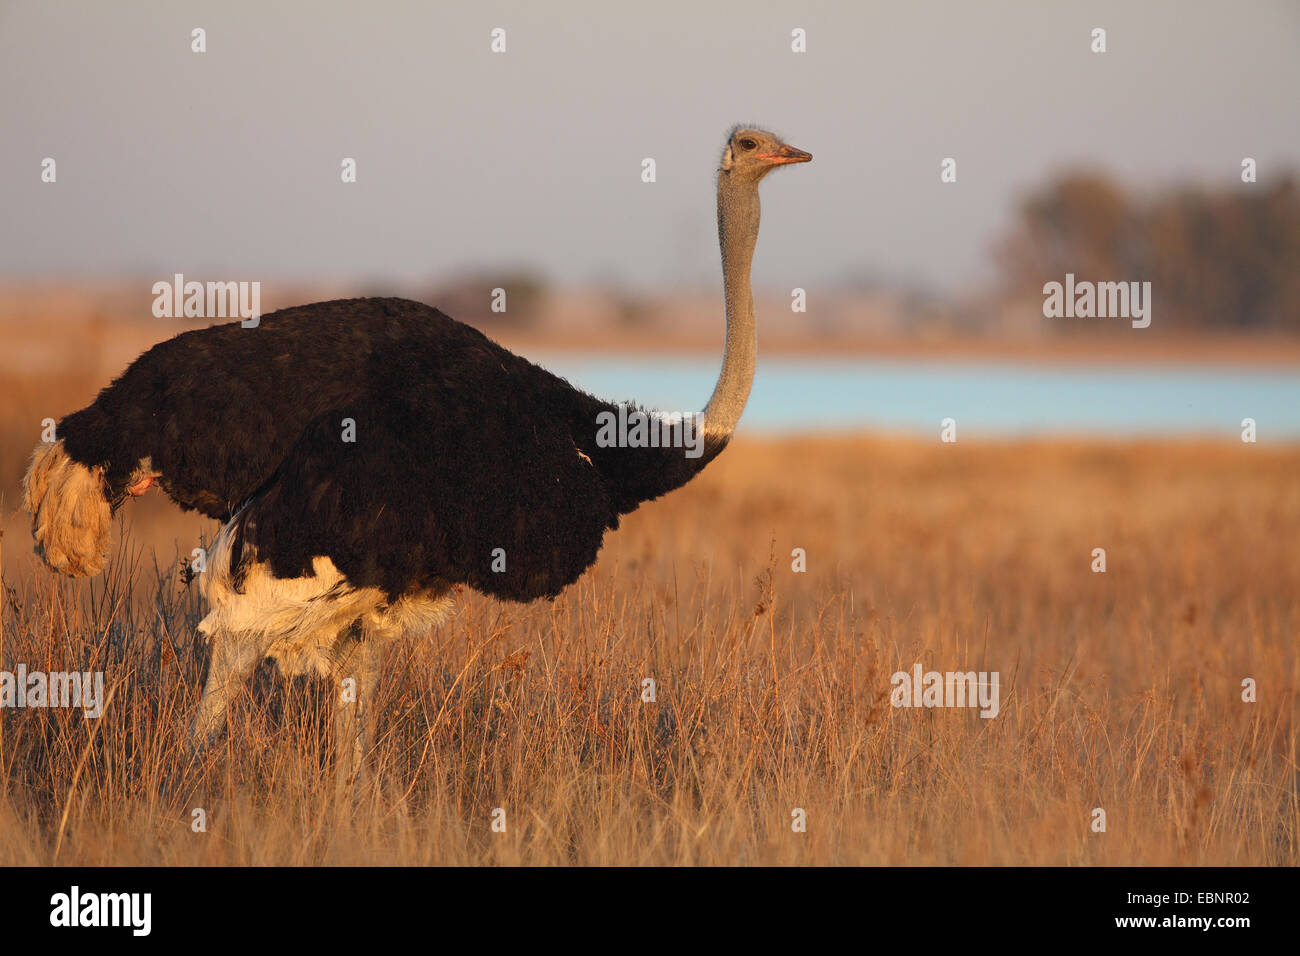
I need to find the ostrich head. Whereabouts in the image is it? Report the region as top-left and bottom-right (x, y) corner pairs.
(719, 126), (813, 182)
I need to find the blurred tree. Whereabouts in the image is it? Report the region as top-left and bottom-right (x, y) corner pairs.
(426, 270), (548, 328)
(997, 173), (1300, 333)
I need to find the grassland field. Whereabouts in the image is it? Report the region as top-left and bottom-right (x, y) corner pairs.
(0, 354), (1296, 865)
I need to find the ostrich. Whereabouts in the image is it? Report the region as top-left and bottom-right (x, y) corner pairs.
(22, 126), (811, 780)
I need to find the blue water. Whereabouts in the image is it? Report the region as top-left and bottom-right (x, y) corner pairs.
(529, 353), (1300, 438)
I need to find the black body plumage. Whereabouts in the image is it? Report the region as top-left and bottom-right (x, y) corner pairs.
(57, 298), (727, 602)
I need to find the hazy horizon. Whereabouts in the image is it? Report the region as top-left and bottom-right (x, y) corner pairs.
(3, 0), (1298, 297)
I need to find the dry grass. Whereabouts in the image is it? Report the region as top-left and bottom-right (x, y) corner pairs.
(0, 370), (1296, 864)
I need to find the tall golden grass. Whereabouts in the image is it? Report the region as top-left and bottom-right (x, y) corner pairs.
(0, 367), (1296, 864)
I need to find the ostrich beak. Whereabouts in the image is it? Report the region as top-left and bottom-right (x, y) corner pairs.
(762, 143), (813, 165)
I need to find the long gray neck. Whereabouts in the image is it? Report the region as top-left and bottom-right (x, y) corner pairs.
(701, 169), (760, 439)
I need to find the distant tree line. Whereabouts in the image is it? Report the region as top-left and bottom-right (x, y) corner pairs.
(997, 172), (1300, 332)
(424, 270), (548, 328)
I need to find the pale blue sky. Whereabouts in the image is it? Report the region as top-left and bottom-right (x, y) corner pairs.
(2, 0), (1297, 294)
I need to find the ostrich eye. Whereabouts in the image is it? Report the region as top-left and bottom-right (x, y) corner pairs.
(739, 138), (757, 151)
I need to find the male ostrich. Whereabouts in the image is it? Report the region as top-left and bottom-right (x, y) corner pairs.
(22, 126), (811, 779)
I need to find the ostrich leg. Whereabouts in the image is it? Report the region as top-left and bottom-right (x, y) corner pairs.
(331, 623), (382, 788)
(191, 630), (262, 756)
